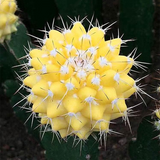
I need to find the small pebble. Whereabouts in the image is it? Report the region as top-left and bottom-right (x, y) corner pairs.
(86, 154), (91, 160)
(132, 137), (137, 142)
(11, 147), (15, 151)
(112, 144), (120, 149)
(118, 138), (127, 145)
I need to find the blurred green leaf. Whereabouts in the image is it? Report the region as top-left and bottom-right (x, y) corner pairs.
(129, 116), (160, 160)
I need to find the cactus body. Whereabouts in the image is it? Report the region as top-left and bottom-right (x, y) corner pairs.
(22, 20), (141, 141)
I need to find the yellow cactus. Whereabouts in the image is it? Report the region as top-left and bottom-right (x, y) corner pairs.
(0, 0), (18, 43)
(155, 109), (160, 119)
(154, 109), (160, 140)
(21, 19), (145, 141)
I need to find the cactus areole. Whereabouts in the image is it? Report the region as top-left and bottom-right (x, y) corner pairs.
(21, 19), (142, 141)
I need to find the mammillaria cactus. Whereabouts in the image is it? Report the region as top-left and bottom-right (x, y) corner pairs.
(0, 0), (18, 43)
(19, 19), (145, 142)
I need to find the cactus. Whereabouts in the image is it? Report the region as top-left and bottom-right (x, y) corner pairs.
(0, 0), (18, 43)
(154, 109), (160, 140)
(129, 115), (160, 160)
(119, 0), (154, 63)
(14, 17), (152, 159)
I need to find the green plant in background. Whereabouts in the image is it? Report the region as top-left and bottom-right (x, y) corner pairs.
(128, 82), (160, 158)
(129, 115), (160, 160)
(1, 0), (159, 160)
(119, 1), (160, 157)
(16, 0), (103, 38)
(119, 0), (154, 63)
(129, 110), (160, 160)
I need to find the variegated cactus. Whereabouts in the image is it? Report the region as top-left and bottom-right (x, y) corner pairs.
(18, 19), (147, 143)
(0, 0), (18, 43)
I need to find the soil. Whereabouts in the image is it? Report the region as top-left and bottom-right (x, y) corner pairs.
(0, 95), (45, 160)
(0, 0), (160, 160)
